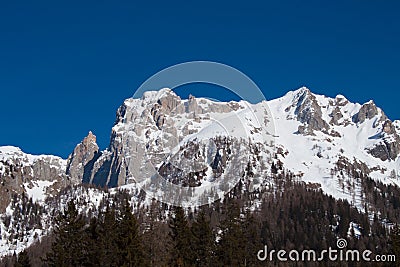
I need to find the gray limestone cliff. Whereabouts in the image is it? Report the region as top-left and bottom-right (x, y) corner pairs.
(285, 88), (330, 135)
(368, 120), (400, 161)
(0, 148), (71, 212)
(66, 131), (100, 183)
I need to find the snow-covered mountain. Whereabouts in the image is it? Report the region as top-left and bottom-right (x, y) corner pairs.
(63, 87), (400, 205)
(0, 146), (77, 212)
(0, 87), (400, 204)
(1, 86), (400, 257)
(2, 87), (400, 207)
(269, 87), (400, 206)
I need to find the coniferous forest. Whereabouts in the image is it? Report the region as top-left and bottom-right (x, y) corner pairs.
(1, 172), (400, 267)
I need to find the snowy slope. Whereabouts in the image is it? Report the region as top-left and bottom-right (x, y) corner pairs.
(268, 87), (400, 207)
(0, 146), (67, 174)
(0, 185), (123, 257)
(0, 146), (71, 211)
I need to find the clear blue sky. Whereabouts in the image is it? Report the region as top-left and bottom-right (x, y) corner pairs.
(0, 1), (399, 158)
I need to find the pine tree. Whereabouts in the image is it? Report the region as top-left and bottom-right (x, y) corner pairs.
(15, 249), (30, 267)
(83, 217), (102, 267)
(242, 210), (261, 266)
(390, 224), (400, 267)
(142, 199), (171, 266)
(169, 206), (194, 267)
(191, 210), (215, 266)
(116, 199), (147, 267)
(98, 204), (119, 266)
(44, 200), (87, 267)
(216, 198), (245, 266)
(9, 252), (17, 267)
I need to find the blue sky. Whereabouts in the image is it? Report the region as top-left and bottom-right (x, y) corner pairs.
(0, 1), (399, 158)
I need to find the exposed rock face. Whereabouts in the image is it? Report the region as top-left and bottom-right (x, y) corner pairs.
(329, 106), (344, 125)
(0, 147), (70, 212)
(368, 142), (399, 161)
(289, 88), (330, 135)
(66, 131), (99, 183)
(186, 94), (203, 114)
(79, 89), (271, 189)
(345, 101), (399, 161)
(352, 101), (383, 124)
(149, 91), (185, 129)
(383, 120), (397, 135)
(368, 120), (400, 161)
(334, 95), (349, 107)
(275, 87), (400, 164)
(156, 136), (236, 187)
(88, 130), (127, 187)
(158, 90), (184, 113)
(75, 97), (152, 187)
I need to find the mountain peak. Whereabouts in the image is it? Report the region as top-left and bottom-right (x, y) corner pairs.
(352, 100), (382, 124)
(84, 131), (97, 146)
(335, 94), (347, 100)
(141, 88), (176, 101)
(278, 87), (314, 105)
(66, 131), (99, 183)
(366, 99), (376, 105)
(295, 86), (311, 93)
(289, 86), (312, 97)
(0, 146), (22, 155)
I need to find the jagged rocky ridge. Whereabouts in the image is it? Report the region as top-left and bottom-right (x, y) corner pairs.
(0, 147), (76, 212)
(69, 88), (400, 196)
(2, 87), (400, 208)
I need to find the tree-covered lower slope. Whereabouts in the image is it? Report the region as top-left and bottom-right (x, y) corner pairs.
(1, 173), (400, 267)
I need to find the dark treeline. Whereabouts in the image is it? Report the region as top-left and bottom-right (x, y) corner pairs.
(2, 174), (400, 267)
